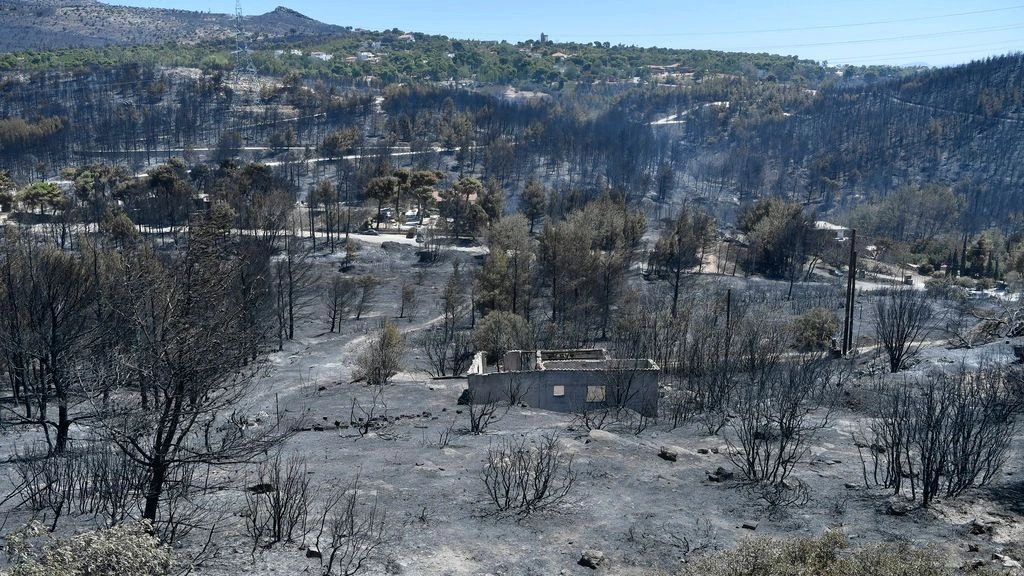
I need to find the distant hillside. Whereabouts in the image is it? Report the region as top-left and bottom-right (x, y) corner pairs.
(0, 1), (346, 51)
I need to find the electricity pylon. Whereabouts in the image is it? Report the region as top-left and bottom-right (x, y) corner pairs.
(232, 0), (259, 88)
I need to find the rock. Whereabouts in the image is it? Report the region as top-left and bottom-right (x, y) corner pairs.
(969, 543), (980, 552)
(247, 483), (274, 494)
(844, 483), (860, 489)
(578, 550), (605, 569)
(886, 498), (914, 516)
(969, 520), (992, 535)
(707, 466), (735, 482)
(993, 554), (1023, 569)
(659, 446), (678, 462)
(742, 521), (758, 530)
(697, 448), (710, 455)
(306, 547), (322, 559)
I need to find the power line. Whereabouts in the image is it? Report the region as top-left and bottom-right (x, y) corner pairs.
(824, 42), (1022, 65)
(726, 22), (1024, 52)
(597, 4), (1024, 37)
(406, 4), (1024, 39)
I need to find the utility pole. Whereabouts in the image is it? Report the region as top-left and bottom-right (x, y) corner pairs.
(841, 229), (857, 355)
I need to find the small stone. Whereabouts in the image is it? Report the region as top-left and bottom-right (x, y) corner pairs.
(578, 550), (605, 569)
(697, 448), (710, 455)
(742, 521), (758, 530)
(306, 547), (322, 559)
(969, 543), (980, 552)
(844, 483), (859, 489)
(659, 446), (678, 462)
(993, 553), (1023, 569)
(714, 466), (734, 480)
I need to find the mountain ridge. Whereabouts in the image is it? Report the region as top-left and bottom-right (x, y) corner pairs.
(0, 0), (346, 51)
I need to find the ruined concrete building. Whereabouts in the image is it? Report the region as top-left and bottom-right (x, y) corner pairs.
(466, 349), (659, 417)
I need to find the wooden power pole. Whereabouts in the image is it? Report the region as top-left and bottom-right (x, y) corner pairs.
(842, 229), (857, 355)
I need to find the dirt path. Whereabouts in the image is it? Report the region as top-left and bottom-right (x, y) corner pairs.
(250, 310), (447, 411)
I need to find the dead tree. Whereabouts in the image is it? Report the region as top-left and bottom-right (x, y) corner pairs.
(865, 364), (1020, 507)
(323, 275), (356, 333)
(874, 287), (933, 373)
(313, 477), (388, 576)
(94, 219), (291, 535)
(727, 354), (845, 487)
(481, 433), (576, 518)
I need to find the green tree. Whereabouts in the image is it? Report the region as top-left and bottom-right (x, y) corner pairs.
(409, 169), (444, 220)
(791, 307), (839, 352)
(17, 182), (65, 214)
(471, 310), (534, 365)
(519, 177), (547, 234)
(440, 176), (485, 238)
(356, 319), (406, 386)
(364, 176), (398, 230)
(648, 206), (715, 317)
(739, 197), (814, 283)
(478, 178), (505, 226)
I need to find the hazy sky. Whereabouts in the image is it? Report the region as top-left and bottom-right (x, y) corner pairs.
(102, 1), (1023, 67)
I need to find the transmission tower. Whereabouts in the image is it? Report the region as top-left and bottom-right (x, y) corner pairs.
(232, 0), (259, 88)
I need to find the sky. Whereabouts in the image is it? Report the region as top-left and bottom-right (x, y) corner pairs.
(102, 0), (1023, 67)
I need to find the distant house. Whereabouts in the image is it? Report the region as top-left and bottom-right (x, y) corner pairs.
(501, 87), (553, 103)
(467, 349), (659, 417)
(814, 220), (849, 242)
(397, 33), (415, 43)
(310, 51), (333, 61)
(289, 49), (303, 56)
(357, 52), (377, 62)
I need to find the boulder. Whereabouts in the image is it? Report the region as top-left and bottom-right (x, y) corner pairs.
(247, 483), (274, 494)
(578, 550), (605, 569)
(306, 547), (322, 559)
(658, 446), (678, 462)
